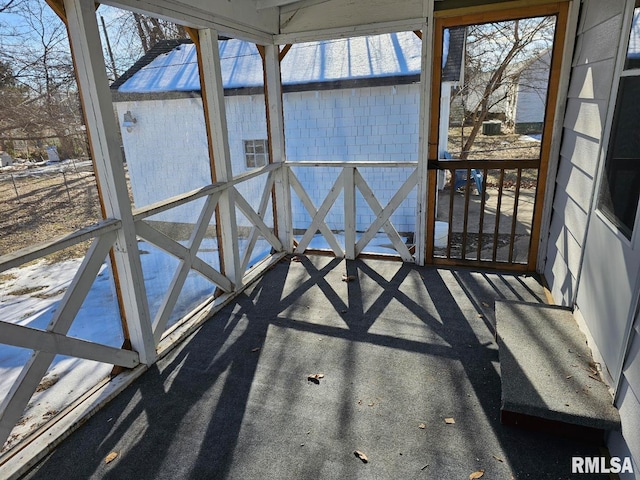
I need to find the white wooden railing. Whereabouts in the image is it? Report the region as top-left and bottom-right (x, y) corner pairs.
(286, 161), (418, 261)
(0, 160), (419, 467)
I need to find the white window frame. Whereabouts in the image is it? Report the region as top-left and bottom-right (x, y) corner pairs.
(244, 139), (269, 169)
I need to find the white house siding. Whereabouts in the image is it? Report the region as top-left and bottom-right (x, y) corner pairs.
(116, 83), (420, 235)
(514, 52), (550, 127)
(284, 85), (420, 234)
(544, 0), (622, 305)
(546, 0), (640, 475)
(115, 98), (212, 226)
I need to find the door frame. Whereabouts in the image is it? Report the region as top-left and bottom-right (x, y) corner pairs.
(425, 2), (570, 270)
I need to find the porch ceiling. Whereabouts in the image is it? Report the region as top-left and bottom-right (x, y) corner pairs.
(97, 0), (540, 42)
(22, 258), (605, 479)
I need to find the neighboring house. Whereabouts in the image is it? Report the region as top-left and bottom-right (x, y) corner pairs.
(439, 27), (465, 157)
(449, 48), (550, 135)
(506, 49), (551, 133)
(111, 31), (464, 233)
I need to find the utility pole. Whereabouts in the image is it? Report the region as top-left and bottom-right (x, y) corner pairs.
(101, 16), (118, 81)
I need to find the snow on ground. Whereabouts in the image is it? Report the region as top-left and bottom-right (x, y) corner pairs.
(0, 159), (93, 179)
(519, 133), (542, 142)
(0, 236), (271, 452)
(0, 257), (120, 451)
(0, 231), (404, 452)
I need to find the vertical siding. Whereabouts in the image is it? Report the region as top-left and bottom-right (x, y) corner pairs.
(544, 0), (624, 305)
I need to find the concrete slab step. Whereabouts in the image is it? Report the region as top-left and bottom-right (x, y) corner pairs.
(496, 301), (621, 443)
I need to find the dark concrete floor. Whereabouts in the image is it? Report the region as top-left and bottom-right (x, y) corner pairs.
(23, 257), (610, 479)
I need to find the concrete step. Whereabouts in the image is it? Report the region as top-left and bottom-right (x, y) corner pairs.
(496, 301), (621, 444)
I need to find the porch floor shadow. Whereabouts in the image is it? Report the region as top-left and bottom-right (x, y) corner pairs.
(23, 257), (611, 479)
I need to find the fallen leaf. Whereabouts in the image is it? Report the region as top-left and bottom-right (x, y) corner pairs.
(444, 417), (455, 424)
(251, 347), (260, 353)
(342, 275), (356, 282)
(418, 423), (426, 429)
(105, 452), (118, 464)
(307, 373), (325, 384)
(469, 470), (484, 479)
(354, 450), (369, 463)
(492, 455), (504, 462)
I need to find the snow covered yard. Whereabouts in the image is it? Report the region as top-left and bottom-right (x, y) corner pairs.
(0, 257), (120, 452)
(0, 236), (271, 453)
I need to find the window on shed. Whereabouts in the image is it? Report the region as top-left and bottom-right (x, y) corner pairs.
(597, 2), (640, 239)
(244, 139), (268, 169)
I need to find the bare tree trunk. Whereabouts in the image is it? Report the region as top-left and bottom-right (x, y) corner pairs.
(133, 13), (150, 52)
(460, 20), (528, 159)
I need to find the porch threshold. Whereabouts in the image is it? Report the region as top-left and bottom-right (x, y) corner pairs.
(496, 301), (621, 443)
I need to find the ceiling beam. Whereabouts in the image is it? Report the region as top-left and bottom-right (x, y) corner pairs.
(255, 0), (306, 10)
(279, 0), (331, 13)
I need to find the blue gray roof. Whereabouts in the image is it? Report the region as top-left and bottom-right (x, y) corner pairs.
(113, 30), (463, 94)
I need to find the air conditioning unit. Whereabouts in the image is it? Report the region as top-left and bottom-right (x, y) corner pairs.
(482, 120), (502, 135)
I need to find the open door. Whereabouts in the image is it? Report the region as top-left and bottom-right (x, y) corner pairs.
(426, 3), (569, 271)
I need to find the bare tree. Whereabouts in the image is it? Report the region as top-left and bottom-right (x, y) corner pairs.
(452, 16), (555, 159)
(98, 4), (188, 80)
(0, 0), (21, 14)
(0, 0), (85, 158)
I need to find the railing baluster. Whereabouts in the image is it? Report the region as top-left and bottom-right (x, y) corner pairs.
(461, 168), (472, 260)
(492, 169), (506, 262)
(447, 169), (455, 259)
(508, 168), (523, 263)
(476, 168), (488, 261)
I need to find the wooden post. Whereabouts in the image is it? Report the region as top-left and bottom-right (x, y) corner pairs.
(198, 28), (242, 287)
(63, 0), (156, 364)
(62, 170), (72, 202)
(11, 174), (20, 203)
(344, 166), (356, 259)
(263, 43), (293, 252)
(415, 10), (434, 266)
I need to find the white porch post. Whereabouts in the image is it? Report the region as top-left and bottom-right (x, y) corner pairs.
(415, 14), (434, 266)
(64, 0), (156, 364)
(198, 28), (242, 286)
(264, 44), (293, 252)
